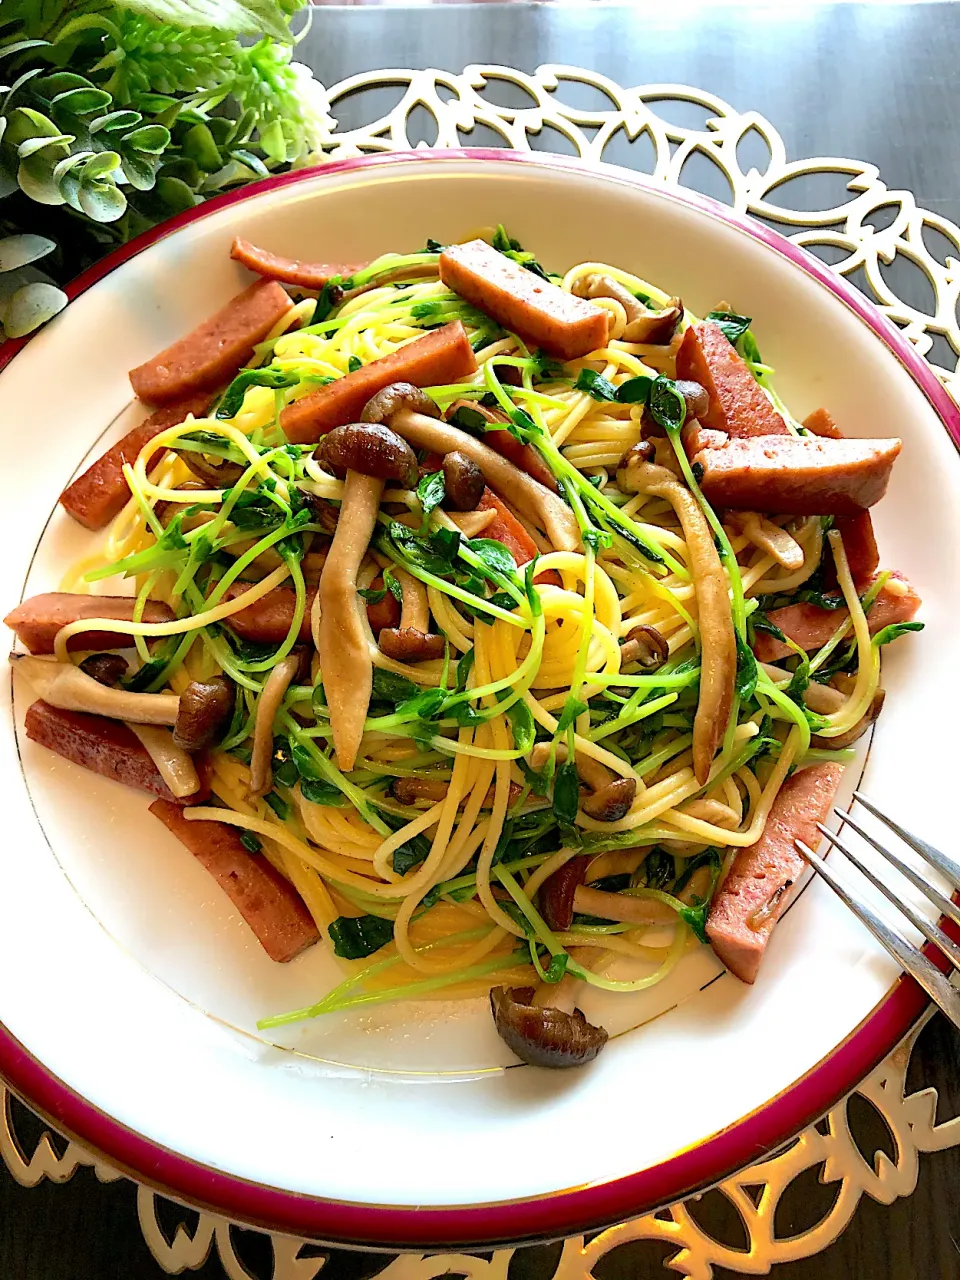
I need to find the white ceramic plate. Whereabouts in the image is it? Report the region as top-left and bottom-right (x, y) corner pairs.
(1, 152), (957, 1248)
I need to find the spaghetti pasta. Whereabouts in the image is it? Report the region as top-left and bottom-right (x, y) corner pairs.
(10, 228), (922, 1063)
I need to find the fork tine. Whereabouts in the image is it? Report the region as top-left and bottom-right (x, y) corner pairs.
(852, 792), (960, 891)
(815, 822), (960, 974)
(797, 839), (960, 1032)
(833, 807), (960, 934)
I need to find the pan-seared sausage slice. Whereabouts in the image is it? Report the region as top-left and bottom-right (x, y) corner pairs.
(230, 237), (365, 289)
(802, 407), (844, 439)
(476, 490), (562, 587)
(222, 582), (396, 645)
(150, 800), (319, 962)
(6, 593), (175, 655)
(446, 399), (559, 492)
(60, 393), (212, 530)
(24, 701), (208, 805)
(828, 511), (879, 588)
(280, 322), (477, 444)
(675, 322), (789, 437)
(706, 763), (843, 983)
(752, 572), (921, 662)
(439, 239), (608, 362)
(693, 434), (902, 515)
(129, 279), (293, 405)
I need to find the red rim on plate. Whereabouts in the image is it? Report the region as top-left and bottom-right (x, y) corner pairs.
(1, 150), (958, 1249)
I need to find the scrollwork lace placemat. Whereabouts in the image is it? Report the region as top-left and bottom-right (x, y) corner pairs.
(3, 69), (959, 1279)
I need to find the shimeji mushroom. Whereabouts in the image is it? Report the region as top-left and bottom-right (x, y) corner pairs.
(616, 455), (736, 785)
(315, 419), (419, 771)
(248, 654), (301, 799)
(529, 740), (637, 823)
(489, 944), (609, 1068)
(173, 675), (234, 752)
(10, 654), (180, 723)
(618, 623), (669, 671)
(361, 382), (581, 552)
(570, 274), (683, 344)
(378, 568), (445, 663)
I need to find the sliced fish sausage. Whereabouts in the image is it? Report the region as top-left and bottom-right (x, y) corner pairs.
(676, 321), (789, 438)
(230, 237), (366, 289)
(280, 322), (477, 444)
(6, 592), (175, 655)
(150, 799), (319, 963)
(476, 490), (562, 587)
(439, 239), (608, 362)
(129, 279), (293, 405)
(693, 434), (902, 515)
(827, 511), (879, 588)
(706, 762), (843, 983)
(446, 399), (559, 493)
(223, 582), (396, 644)
(24, 700), (207, 805)
(60, 393), (212, 530)
(802, 406), (844, 439)
(752, 572), (921, 662)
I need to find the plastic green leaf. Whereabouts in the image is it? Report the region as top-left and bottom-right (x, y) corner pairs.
(77, 178), (126, 222)
(2, 283), (68, 339)
(182, 123), (222, 171)
(52, 152), (94, 184)
(90, 110), (142, 134)
(259, 118), (287, 164)
(0, 40), (51, 58)
(6, 107), (60, 147)
(81, 152), (121, 181)
(111, 0), (293, 42)
(119, 152), (157, 192)
(35, 73), (95, 96)
(17, 154), (66, 206)
(123, 124), (170, 154)
(0, 234), (56, 274)
(51, 86), (113, 116)
(17, 133), (74, 158)
(155, 175), (198, 214)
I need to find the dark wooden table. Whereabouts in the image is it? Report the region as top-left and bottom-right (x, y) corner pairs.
(4, 4), (960, 1277)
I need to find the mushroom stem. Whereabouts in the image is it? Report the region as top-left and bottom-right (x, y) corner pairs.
(617, 460), (736, 784)
(532, 945), (594, 1015)
(529, 740), (613, 793)
(318, 470), (382, 772)
(127, 724), (200, 799)
(395, 568), (429, 632)
(248, 653), (301, 799)
(382, 407), (581, 552)
(572, 885), (678, 925)
(728, 511), (804, 572)
(11, 654), (180, 724)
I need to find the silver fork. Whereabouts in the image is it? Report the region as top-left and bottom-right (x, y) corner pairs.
(796, 792), (960, 1031)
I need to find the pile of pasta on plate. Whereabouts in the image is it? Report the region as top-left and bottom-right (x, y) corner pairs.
(6, 226), (921, 1067)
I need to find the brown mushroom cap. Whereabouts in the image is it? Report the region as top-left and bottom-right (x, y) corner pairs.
(79, 653), (129, 688)
(490, 986), (608, 1068)
(441, 450), (485, 511)
(539, 855), (592, 932)
(674, 379), (710, 422)
(317, 422), (418, 487)
(581, 777), (637, 822)
(620, 623), (669, 671)
(625, 298), (684, 344)
(378, 626), (446, 663)
(361, 382), (441, 425)
(177, 450), (244, 488)
(173, 675), (234, 752)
